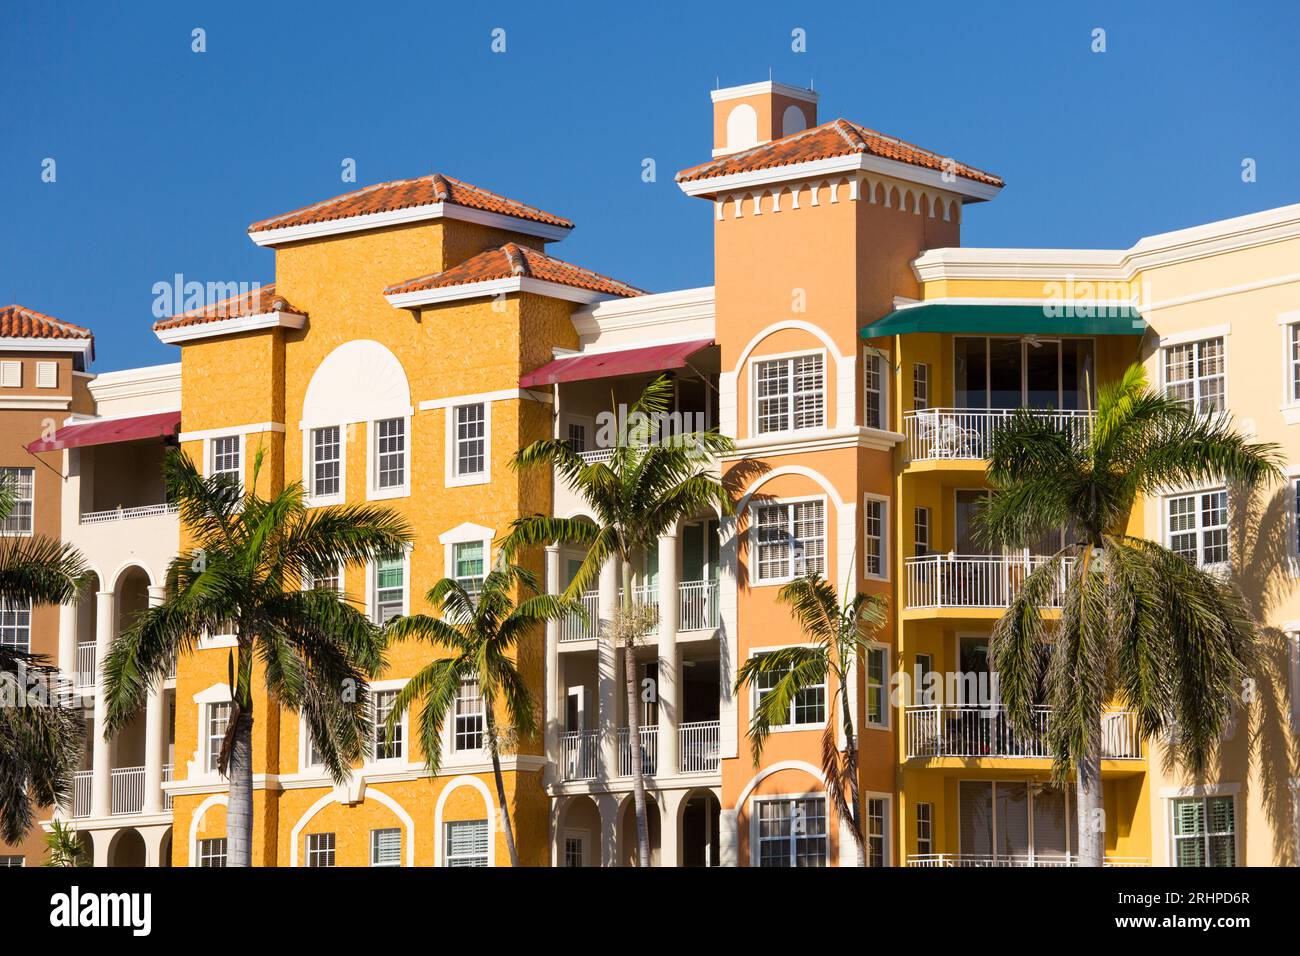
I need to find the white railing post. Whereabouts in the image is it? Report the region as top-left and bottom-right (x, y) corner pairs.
(90, 590), (114, 819)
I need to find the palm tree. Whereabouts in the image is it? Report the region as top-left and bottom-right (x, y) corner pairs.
(0, 477), (88, 845)
(976, 363), (1280, 866)
(734, 573), (887, 866)
(383, 561), (577, 866)
(43, 819), (89, 867)
(102, 450), (412, 867)
(506, 375), (734, 867)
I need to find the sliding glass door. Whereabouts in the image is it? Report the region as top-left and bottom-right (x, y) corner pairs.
(959, 780), (1077, 864)
(954, 337), (1095, 411)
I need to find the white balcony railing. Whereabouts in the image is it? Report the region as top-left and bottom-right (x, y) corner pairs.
(560, 591), (600, 643)
(110, 766), (145, 815)
(617, 726), (658, 777)
(905, 553), (1073, 610)
(618, 584), (659, 608)
(76, 642), (97, 689)
(907, 853), (1149, 868)
(79, 502), (179, 525)
(72, 770), (92, 818)
(905, 705), (1142, 760)
(163, 764), (174, 810)
(903, 408), (1094, 462)
(560, 730), (599, 781)
(678, 580), (719, 631)
(678, 720), (720, 773)
(576, 448), (615, 465)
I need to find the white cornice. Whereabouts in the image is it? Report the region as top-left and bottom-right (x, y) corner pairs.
(0, 395), (71, 411)
(86, 362), (181, 405)
(677, 152), (1002, 203)
(385, 276), (623, 309)
(0, 337), (94, 369)
(154, 310), (307, 345)
(571, 286), (715, 339)
(711, 81), (818, 105)
(725, 425), (904, 458)
(248, 200), (572, 247)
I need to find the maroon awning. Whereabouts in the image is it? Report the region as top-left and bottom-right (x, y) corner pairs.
(26, 410), (181, 453)
(519, 338), (713, 388)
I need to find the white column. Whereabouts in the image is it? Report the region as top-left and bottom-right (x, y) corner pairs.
(598, 793), (620, 867)
(718, 807), (739, 867)
(90, 590), (115, 818)
(656, 528), (680, 776)
(543, 545), (561, 782)
(142, 586), (167, 814)
(659, 788), (685, 867)
(57, 603), (77, 676)
(597, 556), (619, 781)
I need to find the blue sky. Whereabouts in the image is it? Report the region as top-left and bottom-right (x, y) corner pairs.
(2, 0), (1296, 371)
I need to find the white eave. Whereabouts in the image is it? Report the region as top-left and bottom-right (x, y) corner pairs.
(248, 201), (572, 247)
(0, 336), (95, 369)
(154, 310), (307, 345)
(711, 81), (819, 105)
(385, 277), (626, 310)
(676, 151), (1002, 203)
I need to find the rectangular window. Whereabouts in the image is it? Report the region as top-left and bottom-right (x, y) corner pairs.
(375, 557), (404, 623)
(454, 403), (486, 477)
(1172, 796), (1236, 867)
(755, 354), (824, 434)
(454, 679), (485, 752)
(754, 653), (825, 727)
(563, 836), (584, 868)
(0, 360), (21, 387)
(0, 598), (31, 653)
(866, 797), (887, 867)
(912, 362), (928, 411)
(864, 352), (885, 429)
(0, 855), (23, 866)
(0, 467), (34, 534)
(757, 797), (827, 867)
(311, 426), (341, 498)
(864, 496), (887, 578)
(305, 565), (341, 593)
(370, 828), (401, 867)
(35, 361), (57, 388)
(865, 647), (886, 727)
(206, 702), (231, 773)
(1167, 490), (1228, 567)
(444, 820), (489, 867)
(375, 418), (406, 490)
(916, 802), (934, 856)
(914, 506), (930, 556)
(210, 435), (241, 486)
(306, 832), (336, 867)
(373, 689), (403, 761)
(454, 540), (486, 592)
(754, 500), (825, 583)
(566, 422), (587, 453)
(1291, 325), (1300, 403)
(1164, 337), (1225, 414)
(196, 838), (227, 867)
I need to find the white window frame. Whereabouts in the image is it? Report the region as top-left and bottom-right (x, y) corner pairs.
(1164, 486), (1229, 569)
(205, 433), (245, 486)
(0, 597), (32, 654)
(0, 360), (21, 388)
(0, 466), (35, 536)
(912, 362), (929, 411)
(303, 424), (346, 506)
(302, 561), (344, 595)
(750, 348), (827, 437)
(451, 677), (486, 756)
(443, 819), (490, 867)
(750, 792), (829, 867)
(1159, 331), (1227, 415)
(747, 643), (827, 731)
(370, 827), (402, 867)
(916, 801), (934, 856)
(366, 415), (411, 500)
(914, 505), (930, 556)
(204, 700), (232, 774)
(196, 837), (227, 867)
(863, 347), (889, 430)
(1168, 793), (1239, 867)
(446, 401), (491, 488)
(370, 681), (408, 765)
(35, 360), (57, 389)
(749, 495), (828, 587)
(863, 792), (892, 867)
(369, 551), (411, 624)
(1279, 310), (1300, 421)
(452, 540), (488, 593)
(862, 493), (889, 580)
(305, 831), (336, 867)
(863, 643), (890, 729)
(440, 522), (495, 598)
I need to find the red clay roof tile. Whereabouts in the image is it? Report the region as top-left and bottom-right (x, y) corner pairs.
(0, 304), (93, 340)
(385, 243), (644, 299)
(152, 283), (301, 332)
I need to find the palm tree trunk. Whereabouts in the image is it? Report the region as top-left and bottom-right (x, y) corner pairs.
(485, 706), (520, 867)
(225, 708), (254, 867)
(1075, 727), (1104, 867)
(840, 681), (864, 867)
(622, 557), (651, 867)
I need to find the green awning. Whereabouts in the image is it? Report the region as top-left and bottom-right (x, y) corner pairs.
(860, 303), (1146, 339)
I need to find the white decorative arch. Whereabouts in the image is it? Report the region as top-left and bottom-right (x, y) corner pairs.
(734, 760), (826, 810)
(433, 775), (496, 867)
(109, 560), (155, 594)
(187, 793), (228, 866)
(729, 320), (847, 376)
(726, 104), (759, 151)
(287, 785), (415, 867)
(301, 339), (412, 429)
(735, 464), (847, 515)
(781, 104), (807, 136)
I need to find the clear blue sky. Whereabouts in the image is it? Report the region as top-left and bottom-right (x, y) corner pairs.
(2, 0), (1296, 371)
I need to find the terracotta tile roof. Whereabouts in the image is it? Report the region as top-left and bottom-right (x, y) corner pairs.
(0, 304), (93, 340)
(385, 243), (645, 299)
(676, 118), (1004, 188)
(152, 283), (302, 331)
(248, 173), (574, 235)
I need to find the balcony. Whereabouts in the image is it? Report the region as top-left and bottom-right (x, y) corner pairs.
(560, 730), (599, 781)
(905, 554), (1072, 611)
(904, 705), (1142, 760)
(903, 408), (1093, 463)
(76, 641), (96, 689)
(617, 726), (658, 777)
(558, 581), (719, 643)
(72, 770), (92, 818)
(560, 592), (600, 643)
(678, 720), (720, 773)
(907, 854), (1149, 867)
(80, 502), (179, 525)
(111, 767), (145, 815)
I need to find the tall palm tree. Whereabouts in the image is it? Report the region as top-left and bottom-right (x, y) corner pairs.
(102, 450), (412, 866)
(734, 573), (888, 866)
(977, 363), (1280, 866)
(0, 477), (88, 845)
(383, 562), (577, 866)
(506, 375), (734, 867)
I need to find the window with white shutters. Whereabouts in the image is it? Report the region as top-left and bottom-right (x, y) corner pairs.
(756, 797), (827, 867)
(444, 820), (489, 866)
(370, 828), (401, 867)
(375, 418), (406, 489)
(1172, 796), (1236, 867)
(311, 426), (341, 498)
(753, 500), (825, 583)
(1163, 337), (1225, 414)
(454, 403), (486, 477)
(197, 838), (227, 867)
(0, 467), (35, 534)
(210, 435), (241, 486)
(1166, 489), (1228, 567)
(306, 832), (336, 867)
(0, 598), (31, 653)
(755, 354), (824, 434)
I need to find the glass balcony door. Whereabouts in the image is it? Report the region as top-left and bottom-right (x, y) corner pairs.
(959, 780), (1076, 864)
(955, 337), (1095, 411)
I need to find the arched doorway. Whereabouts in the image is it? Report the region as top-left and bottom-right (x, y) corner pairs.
(159, 828), (172, 867)
(618, 795), (661, 867)
(681, 789), (721, 866)
(108, 828), (146, 867)
(557, 795), (600, 867)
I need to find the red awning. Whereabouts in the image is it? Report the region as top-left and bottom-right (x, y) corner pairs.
(519, 338), (714, 388)
(26, 410), (181, 454)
